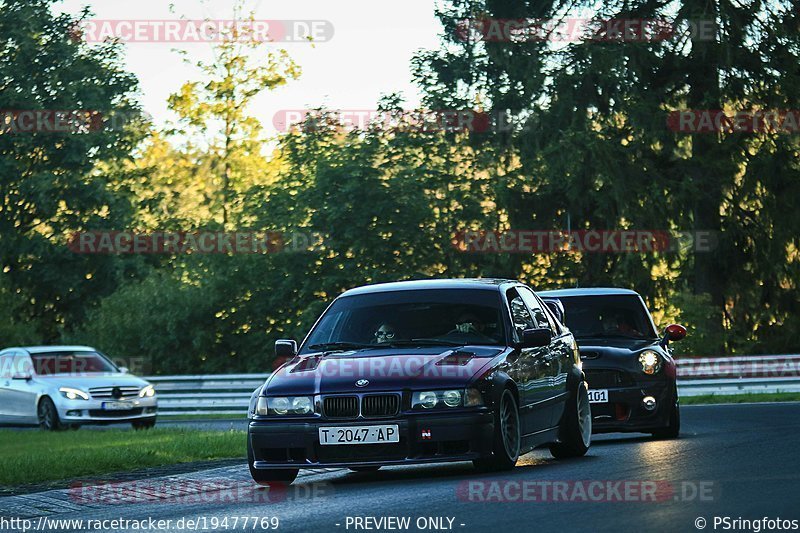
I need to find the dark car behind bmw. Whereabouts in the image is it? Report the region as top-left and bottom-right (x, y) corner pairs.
(247, 279), (592, 485)
(539, 288), (686, 438)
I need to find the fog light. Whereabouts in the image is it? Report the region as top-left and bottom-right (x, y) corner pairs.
(642, 396), (657, 411)
(66, 410), (82, 417)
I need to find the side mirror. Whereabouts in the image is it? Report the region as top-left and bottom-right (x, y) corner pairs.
(11, 372), (32, 381)
(660, 324), (687, 346)
(275, 339), (298, 358)
(520, 328), (552, 348)
(118, 366), (130, 374)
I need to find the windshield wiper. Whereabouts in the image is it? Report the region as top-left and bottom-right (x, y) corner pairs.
(308, 342), (373, 352)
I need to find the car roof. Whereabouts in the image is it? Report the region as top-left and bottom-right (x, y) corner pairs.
(538, 287), (641, 298)
(340, 278), (516, 297)
(8, 345), (98, 355)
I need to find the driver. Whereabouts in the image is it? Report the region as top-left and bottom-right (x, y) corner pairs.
(373, 322), (398, 344)
(455, 312), (484, 334)
(602, 312), (642, 337)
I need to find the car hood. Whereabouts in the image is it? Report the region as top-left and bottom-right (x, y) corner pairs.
(34, 373), (150, 390)
(264, 347), (501, 395)
(575, 337), (673, 374)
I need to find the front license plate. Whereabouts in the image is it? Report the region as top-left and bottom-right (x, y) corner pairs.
(588, 389), (609, 403)
(102, 401), (134, 410)
(319, 425), (400, 446)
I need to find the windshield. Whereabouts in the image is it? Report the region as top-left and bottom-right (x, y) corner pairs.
(300, 289), (506, 354)
(31, 351), (119, 375)
(557, 295), (657, 339)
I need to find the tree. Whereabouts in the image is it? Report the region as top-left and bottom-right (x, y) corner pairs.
(166, 2), (299, 229)
(0, 0), (145, 339)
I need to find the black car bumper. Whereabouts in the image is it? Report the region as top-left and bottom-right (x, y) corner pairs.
(248, 410), (494, 469)
(589, 380), (675, 433)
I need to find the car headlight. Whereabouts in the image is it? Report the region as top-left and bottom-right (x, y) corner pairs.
(256, 396), (314, 416)
(59, 387), (89, 401)
(639, 350), (662, 375)
(412, 389), (483, 409)
(139, 385), (156, 398)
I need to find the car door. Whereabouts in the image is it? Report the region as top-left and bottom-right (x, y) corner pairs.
(518, 287), (571, 427)
(504, 288), (552, 435)
(0, 351), (33, 423)
(10, 354), (38, 422)
(0, 351), (14, 421)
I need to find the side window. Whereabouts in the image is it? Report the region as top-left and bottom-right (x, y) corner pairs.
(518, 287), (551, 330)
(506, 289), (536, 338)
(13, 355), (33, 376)
(0, 354), (13, 379)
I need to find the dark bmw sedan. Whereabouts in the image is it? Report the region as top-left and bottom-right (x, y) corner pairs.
(539, 288), (687, 438)
(247, 279), (591, 485)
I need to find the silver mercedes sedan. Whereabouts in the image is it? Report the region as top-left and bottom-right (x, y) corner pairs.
(0, 346), (158, 430)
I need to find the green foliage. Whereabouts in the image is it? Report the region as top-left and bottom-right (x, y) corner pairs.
(3, 0), (799, 372)
(68, 271), (223, 374)
(0, 0), (145, 339)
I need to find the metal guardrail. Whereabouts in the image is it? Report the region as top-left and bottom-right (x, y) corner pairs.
(147, 355), (800, 416)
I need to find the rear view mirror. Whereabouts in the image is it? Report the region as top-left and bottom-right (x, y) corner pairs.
(521, 328), (552, 348)
(275, 339), (298, 358)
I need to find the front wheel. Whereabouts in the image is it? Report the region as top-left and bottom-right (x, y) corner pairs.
(473, 389), (520, 471)
(651, 398), (680, 439)
(38, 397), (63, 431)
(247, 440), (298, 486)
(549, 382), (591, 459)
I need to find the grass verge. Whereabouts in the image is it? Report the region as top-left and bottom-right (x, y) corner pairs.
(158, 414), (246, 421)
(682, 392), (800, 405)
(0, 428), (245, 487)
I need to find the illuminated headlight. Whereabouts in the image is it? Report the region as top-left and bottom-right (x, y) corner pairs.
(442, 390), (462, 407)
(639, 350), (662, 375)
(139, 385), (156, 398)
(414, 391), (439, 409)
(256, 396), (314, 416)
(59, 387), (89, 401)
(412, 389), (483, 409)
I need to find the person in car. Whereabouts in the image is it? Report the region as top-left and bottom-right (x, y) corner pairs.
(373, 322), (398, 343)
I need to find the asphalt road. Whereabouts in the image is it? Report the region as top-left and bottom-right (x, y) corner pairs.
(5, 403), (800, 533)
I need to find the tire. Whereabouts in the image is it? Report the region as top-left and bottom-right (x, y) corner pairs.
(247, 439), (299, 486)
(651, 398), (680, 439)
(348, 466), (381, 472)
(132, 418), (157, 430)
(473, 389), (521, 472)
(38, 397), (63, 431)
(549, 381), (591, 459)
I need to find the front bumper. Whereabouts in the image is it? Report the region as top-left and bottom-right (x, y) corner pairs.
(589, 380), (675, 433)
(55, 396), (158, 424)
(248, 410), (494, 469)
